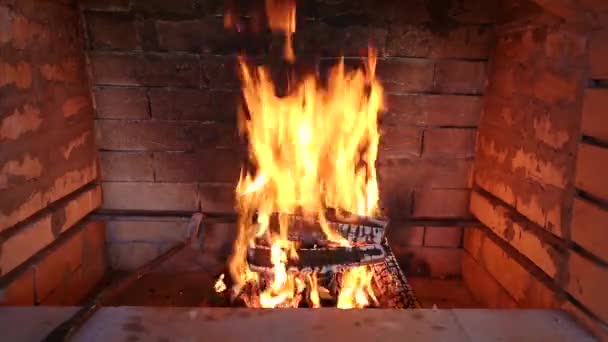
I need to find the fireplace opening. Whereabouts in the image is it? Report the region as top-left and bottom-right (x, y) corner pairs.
(0, 0), (607, 340)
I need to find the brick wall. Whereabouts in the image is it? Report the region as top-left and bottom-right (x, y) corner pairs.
(0, 1), (106, 305)
(0, 0), (106, 305)
(466, 0), (608, 338)
(81, 0), (496, 273)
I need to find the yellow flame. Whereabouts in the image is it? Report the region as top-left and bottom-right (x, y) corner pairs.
(337, 266), (378, 309)
(265, 0), (296, 61)
(225, 0), (383, 309)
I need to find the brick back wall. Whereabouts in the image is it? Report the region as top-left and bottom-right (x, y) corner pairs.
(466, 0), (608, 338)
(81, 0), (496, 274)
(0, 0), (106, 305)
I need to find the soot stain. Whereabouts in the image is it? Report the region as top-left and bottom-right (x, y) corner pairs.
(204, 313), (217, 321)
(412, 311), (424, 320)
(354, 321), (362, 327)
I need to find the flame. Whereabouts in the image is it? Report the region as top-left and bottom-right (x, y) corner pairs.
(265, 0), (296, 61)
(337, 266), (378, 309)
(223, 0), (384, 309)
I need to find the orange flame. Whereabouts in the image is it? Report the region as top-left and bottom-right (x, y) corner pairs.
(265, 0), (296, 61)
(337, 266), (378, 309)
(223, 0), (384, 309)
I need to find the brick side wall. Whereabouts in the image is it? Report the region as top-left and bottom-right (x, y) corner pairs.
(81, 0), (497, 274)
(466, 0), (608, 338)
(0, 1), (105, 305)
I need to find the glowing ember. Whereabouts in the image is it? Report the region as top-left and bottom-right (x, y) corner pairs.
(220, 0), (384, 309)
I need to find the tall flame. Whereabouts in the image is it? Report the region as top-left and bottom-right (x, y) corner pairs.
(224, 0), (384, 309)
(265, 0), (296, 61)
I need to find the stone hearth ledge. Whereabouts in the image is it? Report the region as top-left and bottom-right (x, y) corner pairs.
(0, 307), (595, 341)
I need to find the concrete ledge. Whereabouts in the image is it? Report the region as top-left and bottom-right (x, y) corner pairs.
(0, 307), (595, 341)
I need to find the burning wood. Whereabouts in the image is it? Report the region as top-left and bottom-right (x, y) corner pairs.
(217, 0), (419, 309)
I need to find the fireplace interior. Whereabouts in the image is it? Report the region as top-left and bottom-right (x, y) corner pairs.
(0, 0), (607, 340)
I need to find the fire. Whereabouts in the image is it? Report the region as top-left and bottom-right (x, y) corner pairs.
(337, 266), (378, 309)
(222, 0), (384, 309)
(265, 0), (296, 61)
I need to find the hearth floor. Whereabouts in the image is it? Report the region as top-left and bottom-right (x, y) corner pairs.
(409, 277), (481, 309)
(0, 307), (593, 341)
(104, 271), (479, 309)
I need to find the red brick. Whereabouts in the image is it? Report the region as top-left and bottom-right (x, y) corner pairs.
(434, 60), (487, 95)
(408, 277), (480, 308)
(377, 161), (416, 220)
(413, 189), (471, 218)
(59, 185), (102, 234)
(386, 24), (492, 59)
(378, 157), (472, 191)
(576, 143), (608, 200)
(0, 185), (100, 276)
(589, 29), (608, 79)
(462, 252), (518, 309)
(108, 242), (167, 271)
(387, 225), (424, 247)
(95, 120), (238, 151)
(424, 226), (463, 247)
(91, 52), (200, 87)
(156, 18), (227, 53)
(40, 266), (90, 306)
(85, 12), (139, 50)
(378, 126), (422, 158)
(100, 152), (154, 181)
(566, 251), (608, 323)
(376, 58), (435, 93)
(200, 56), (240, 89)
(295, 21), (388, 57)
(0, 61), (32, 89)
(199, 222), (237, 259)
(82, 221), (107, 292)
(153, 149), (241, 183)
(34, 230), (84, 303)
(148, 88), (237, 123)
(0, 158), (98, 233)
(385, 94), (482, 127)
(0, 154), (43, 190)
(62, 96), (91, 118)
(39, 59), (82, 84)
(474, 155), (567, 237)
(101, 182), (199, 212)
(393, 246), (462, 277)
(581, 89), (608, 141)
(131, 0), (197, 15)
(0, 104), (42, 141)
(0, 217), (54, 276)
(80, 0), (130, 10)
(423, 128), (476, 157)
(476, 127), (571, 189)
(469, 190), (561, 278)
(0, 268), (35, 306)
(464, 227), (559, 308)
(94, 87), (149, 119)
(199, 184), (235, 213)
(571, 197), (608, 262)
(106, 219), (189, 243)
